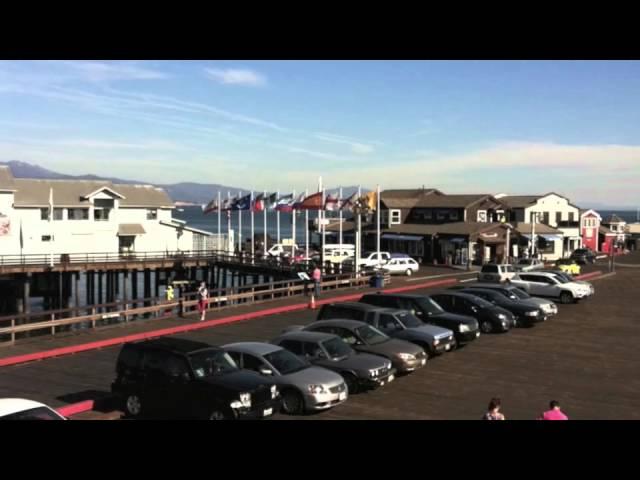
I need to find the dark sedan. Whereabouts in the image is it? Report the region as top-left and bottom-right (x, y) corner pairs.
(301, 319), (428, 374)
(450, 287), (545, 327)
(430, 291), (516, 334)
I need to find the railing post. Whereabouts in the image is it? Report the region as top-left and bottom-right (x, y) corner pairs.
(11, 318), (15, 344)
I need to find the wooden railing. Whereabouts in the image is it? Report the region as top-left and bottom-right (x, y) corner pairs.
(0, 272), (371, 345)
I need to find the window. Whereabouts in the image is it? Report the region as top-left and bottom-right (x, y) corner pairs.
(147, 209), (158, 220)
(68, 209), (89, 220)
(542, 212), (549, 224)
(390, 209), (401, 225)
(94, 208), (110, 221)
(424, 210), (432, 220)
(40, 208), (48, 220)
(53, 208), (63, 221)
(477, 210), (487, 222)
(143, 349), (166, 374)
(556, 212), (562, 225)
(569, 212), (575, 222)
(379, 314), (400, 331)
(450, 210), (459, 221)
(279, 340), (304, 355)
(437, 210), (446, 220)
(163, 355), (190, 378)
(41, 235), (53, 242)
(241, 354), (265, 372)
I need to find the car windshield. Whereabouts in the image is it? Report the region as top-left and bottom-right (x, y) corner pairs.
(467, 296), (493, 308)
(189, 349), (239, 377)
(1, 406), (65, 420)
(510, 288), (531, 299)
(415, 297), (445, 315)
(504, 265), (515, 272)
(396, 312), (423, 328)
(553, 275), (569, 283)
(355, 325), (389, 345)
(264, 349), (308, 375)
(321, 337), (354, 359)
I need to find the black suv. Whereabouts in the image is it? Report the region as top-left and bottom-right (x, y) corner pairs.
(570, 248), (597, 264)
(111, 337), (281, 420)
(429, 291), (516, 334)
(359, 293), (480, 347)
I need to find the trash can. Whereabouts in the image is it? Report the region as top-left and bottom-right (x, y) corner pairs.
(371, 273), (385, 289)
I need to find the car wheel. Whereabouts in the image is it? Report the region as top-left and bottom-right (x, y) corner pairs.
(281, 390), (304, 415)
(480, 320), (494, 334)
(124, 394), (143, 418)
(450, 337), (459, 350)
(559, 291), (574, 304)
(406, 269), (413, 276)
(342, 373), (359, 394)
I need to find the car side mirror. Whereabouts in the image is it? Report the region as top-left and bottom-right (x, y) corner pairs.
(316, 351), (327, 359)
(259, 368), (273, 376)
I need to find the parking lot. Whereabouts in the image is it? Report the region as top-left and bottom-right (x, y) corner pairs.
(0, 256), (638, 420)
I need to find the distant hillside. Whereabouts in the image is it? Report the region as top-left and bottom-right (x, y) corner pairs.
(0, 161), (368, 204)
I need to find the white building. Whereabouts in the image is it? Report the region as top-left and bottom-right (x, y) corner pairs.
(497, 192), (582, 260)
(0, 166), (232, 258)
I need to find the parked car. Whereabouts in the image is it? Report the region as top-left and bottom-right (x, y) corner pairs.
(300, 319), (427, 373)
(0, 398), (67, 420)
(222, 342), (347, 415)
(381, 257), (420, 276)
(477, 263), (516, 283)
(554, 258), (581, 275)
(457, 283), (558, 317)
(359, 293), (480, 347)
(271, 331), (395, 393)
(317, 301), (455, 356)
(429, 291), (515, 333)
(570, 248), (597, 264)
(514, 258), (545, 272)
(450, 286), (546, 327)
(540, 270), (595, 296)
(509, 272), (592, 304)
(343, 251), (391, 269)
(111, 338), (281, 420)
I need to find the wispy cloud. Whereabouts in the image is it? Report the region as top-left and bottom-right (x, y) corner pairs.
(314, 132), (380, 155)
(205, 68), (266, 87)
(61, 61), (168, 82)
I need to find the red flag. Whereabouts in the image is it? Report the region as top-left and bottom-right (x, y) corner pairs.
(298, 192), (323, 210)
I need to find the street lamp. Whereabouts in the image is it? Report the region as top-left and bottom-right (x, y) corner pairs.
(530, 212), (542, 259)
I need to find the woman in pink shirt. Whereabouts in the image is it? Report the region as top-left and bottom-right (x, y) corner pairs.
(312, 266), (322, 298)
(538, 400), (568, 420)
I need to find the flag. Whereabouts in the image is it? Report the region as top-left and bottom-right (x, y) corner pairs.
(231, 193), (252, 210)
(265, 192), (277, 208)
(340, 192), (357, 211)
(221, 197), (234, 211)
(361, 191), (377, 211)
(252, 193), (265, 212)
(324, 194), (340, 211)
(298, 191), (323, 210)
(292, 193), (306, 210)
(202, 198), (218, 214)
(273, 194), (294, 212)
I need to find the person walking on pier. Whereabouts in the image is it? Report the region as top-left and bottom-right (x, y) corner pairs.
(312, 265), (322, 299)
(538, 400), (568, 420)
(197, 282), (209, 322)
(482, 397), (505, 420)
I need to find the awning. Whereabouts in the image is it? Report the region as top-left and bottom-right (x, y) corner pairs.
(448, 237), (467, 244)
(118, 224), (146, 236)
(381, 233), (423, 241)
(539, 234), (563, 241)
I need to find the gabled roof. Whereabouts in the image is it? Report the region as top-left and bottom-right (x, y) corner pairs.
(381, 188), (441, 209)
(605, 214), (626, 224)
(414, 194), (501, 209)
(496, 195), (542, 209)
(83, 186), (126, 200)
(580, 209), (601, 220)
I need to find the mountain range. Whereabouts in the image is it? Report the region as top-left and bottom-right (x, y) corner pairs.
(0, 161), (365, 205)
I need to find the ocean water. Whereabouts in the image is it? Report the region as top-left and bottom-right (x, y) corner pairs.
(597, 211), (639, 223)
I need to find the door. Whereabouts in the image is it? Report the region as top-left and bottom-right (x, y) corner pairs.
(520, 275), (547, 296)
(119, 235), (135, 254)
(432, 295), (453, 312)
(378, 313), (402, 336)
(142, 350), (184, 413)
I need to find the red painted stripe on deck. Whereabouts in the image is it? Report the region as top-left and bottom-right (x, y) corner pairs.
(575, 270), (602, 281)
(56, 400), (94, 417)
(0, 277), (459, 368)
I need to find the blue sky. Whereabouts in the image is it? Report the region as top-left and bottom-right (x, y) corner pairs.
(0, 60), (639, 207)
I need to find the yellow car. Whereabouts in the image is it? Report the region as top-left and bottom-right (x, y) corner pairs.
(556, 259), (581, 275)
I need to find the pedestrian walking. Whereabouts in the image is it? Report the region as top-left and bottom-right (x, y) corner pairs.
(312, 265), (322, 299)
(538, 400), (568, 420)
(197, 282), (209, 322)
(482, 397), (505, 420)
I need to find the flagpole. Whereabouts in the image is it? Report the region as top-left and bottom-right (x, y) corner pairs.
(263, 190), (267, 258)
(276, 189), (280, 245)
(49, 187), (54, 267)
(376, 184), (381, 268)
(291, 189), (296, 252)
(238, 190), (242, 256)
(227, 191), (231, 253)
(217, 190), (221, 253)
(357, 185), (362, 273)
(318, 177), (324, 272)
(339, 186), (343, 273)
(250, 190), (255, 264)
(305, 188), (309, 266)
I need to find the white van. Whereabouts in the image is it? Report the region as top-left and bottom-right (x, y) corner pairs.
(267, 243), (299, 258)
(321, 244), (355, 264)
